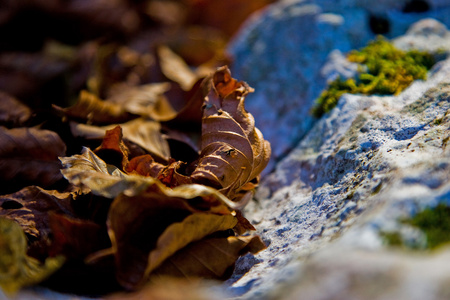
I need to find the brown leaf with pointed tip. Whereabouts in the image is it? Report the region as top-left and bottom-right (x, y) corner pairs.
(94, 125), (129, 169)
(152, 235), (266, 280)
(0, 186), (74, 241)
(191, 66), (271, 201)
(53, 90), (133, 125)
(0, 126), (66, 191)
(0, 91), (32, 127)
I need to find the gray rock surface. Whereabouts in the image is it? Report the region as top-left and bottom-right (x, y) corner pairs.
(228, 0), (450, 171)
(225, 18), (450, 300)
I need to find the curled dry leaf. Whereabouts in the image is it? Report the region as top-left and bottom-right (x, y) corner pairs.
(0, 217), (64, 295)
(0, 126), (66, 191)
(0, 186), (74, 240)
(152, 235), (266, 280)
(191, 66), (271, 200)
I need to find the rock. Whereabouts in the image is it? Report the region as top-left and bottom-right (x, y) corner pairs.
(283, 246), (450, 300)
(226, 19), (450, 300)
(228, 1), (361, 172)
(228, 0), (450, 172)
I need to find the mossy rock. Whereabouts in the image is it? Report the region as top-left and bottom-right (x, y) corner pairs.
(312, 37), (435, 118)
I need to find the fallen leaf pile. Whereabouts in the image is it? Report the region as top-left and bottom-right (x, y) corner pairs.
(0, 1), (272, 296)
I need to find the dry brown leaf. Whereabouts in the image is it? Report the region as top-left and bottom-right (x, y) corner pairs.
(53, 90), (133, 125)
(0, 91), (32, 127)
(145, 213), (237, 276)
(48, 212), (109, 259)
(107, 190), (236, 289)
(0, 186), (74, 240)
(70, 118), (171, 161)
(60, 147), (240, 209)
(0, 126), (66, 191)
(152, 235), (266, 280)
(191, 66), (271, 200)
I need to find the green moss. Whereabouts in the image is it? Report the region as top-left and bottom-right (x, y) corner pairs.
(312, 37), (436, 118)
(380, 231), (404, 247)
(407, 204), (450, 249)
